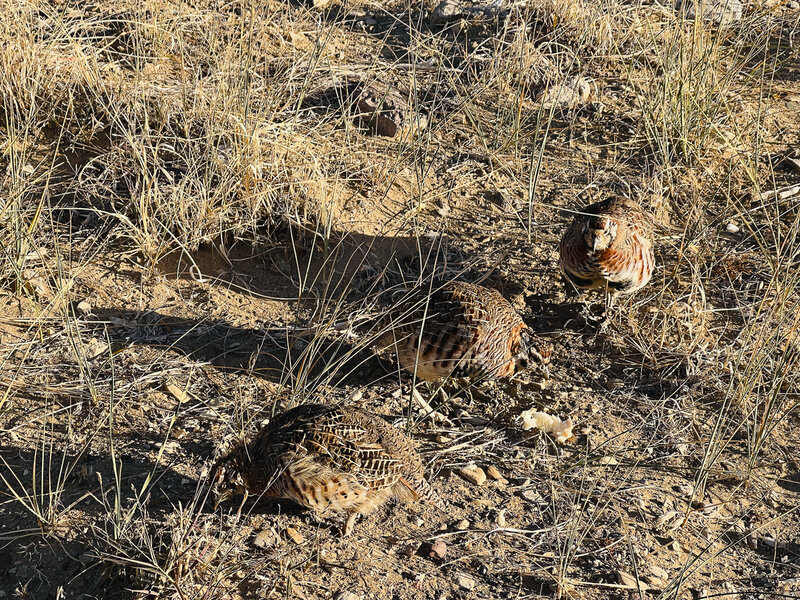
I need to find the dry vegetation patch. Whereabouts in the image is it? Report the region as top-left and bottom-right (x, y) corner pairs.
(2, 0), (800, 598)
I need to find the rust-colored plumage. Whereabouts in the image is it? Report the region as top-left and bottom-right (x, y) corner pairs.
(214, 404), (442, 533)
(378, 281), (552, 382)
(560, 197), (654, 296)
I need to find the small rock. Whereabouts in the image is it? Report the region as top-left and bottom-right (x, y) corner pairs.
(76, 300), (92, 314)
(536, 76), (592, 110)
(726, 222), (739, 233)
(457, 465), (486, 486)
(643, 575), (668, 589)
(461, 415), (489, 426)
(455, 574), (476, 591)
(485, 465), (506, 481)
(495, 509), (507, 527)
(334, 592), (362, 600)
(431, 0), (462, 23)
(429, 540), (447, 560)
(455, 519), (470, 530)
(760, 184), (800, 201)
(519, 489), (541, 503)
(762, 535), (786, 550)
(285, 527), (304, 544)
(606, 377), (625, 390)
(670, 540), (683, 553)
(351, 390), (363, 402)
(617, 570), (645, 589)
(649, 565), (669, 579)
(253, 529), (276, 548)
(412, 516), (425, 527)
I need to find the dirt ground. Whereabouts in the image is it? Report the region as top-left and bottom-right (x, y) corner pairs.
(2, 0), (800, 598)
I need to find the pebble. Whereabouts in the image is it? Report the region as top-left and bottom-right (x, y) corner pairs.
(429, 540), (447, 560)
(412, 516), (425, 527)
(431, 0), (462, 23)
(617, 570), (643, 589)
(334, 593), (362, 600)
(351, 391), (363, 402)
(495, 509), (507, 527)
(76, 300), (92, 314)
(644, 575), (667, 589)
(460, 414), (490, 426)
(253, 529), (276, 548)
(536, 76), (592, 110)
(762, 536), (785, 550)
(457, 465), (487, 486)
(455, 574), (476, 591)
(726, 222), (739, 233)
(485, 465), (506, 481)
(455, 519), (470, 530)
(761, 184), (800, 200)
(649, 565), (669, 579)
(284, 527), (304, 544)
(519, 489), (540, 503)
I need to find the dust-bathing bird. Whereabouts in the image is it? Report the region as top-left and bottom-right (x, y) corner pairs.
(213, 404), (442, 535)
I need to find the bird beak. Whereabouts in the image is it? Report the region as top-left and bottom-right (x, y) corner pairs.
(213, 488), (233, 510)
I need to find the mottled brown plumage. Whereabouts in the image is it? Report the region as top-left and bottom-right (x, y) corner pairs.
(378, 281), (552, 382)
(560, 197), (654, 296)
(214, 404), (442, 533)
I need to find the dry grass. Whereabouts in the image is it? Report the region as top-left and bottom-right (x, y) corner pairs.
(2, 0), (800, 597)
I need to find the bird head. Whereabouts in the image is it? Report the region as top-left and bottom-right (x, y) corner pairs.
(582, 216), (618, 253)
(211, 450), (247, 510)
(514, 328), (552, 380)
